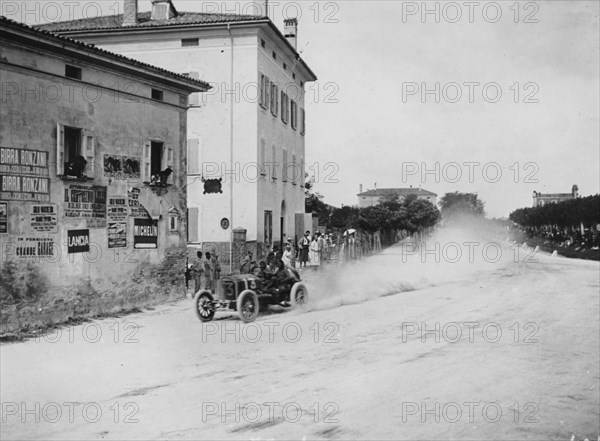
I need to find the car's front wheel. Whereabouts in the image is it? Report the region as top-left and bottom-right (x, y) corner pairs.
(194, 291), (215, 322)
(290, 282), (308, 309)
(237, 290), (260, 323)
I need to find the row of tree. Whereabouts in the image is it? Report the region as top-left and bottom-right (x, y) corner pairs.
(509, 195), (600, 228)
(305, 172), (490, 235)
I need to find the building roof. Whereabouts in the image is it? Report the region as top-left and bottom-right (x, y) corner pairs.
(37, 11), (265, 32)
(36, 11), (317, 82)
(1, 16), (211, 93)
(358, 188), (438, 197)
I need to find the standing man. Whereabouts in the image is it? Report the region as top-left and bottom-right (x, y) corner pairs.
(298, 230), (311, 268)
(190, 251), (204, 293)
(204, 252), (214, 291)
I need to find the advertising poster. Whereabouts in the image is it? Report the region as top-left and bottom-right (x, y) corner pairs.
(108, 196), (128, 222)
(108, 222), (127, 249)
(104, 155), (140, 179)
(64, 185), (107, 228)
(128, 187), (147, 218)
(0, 147), (50, 202)
(133, 218), (157, 249)
(67, 229), (90, 254)
(0, 202), (6, 234)
(15, 237), (55, 258)
(29, 204), (58, 233)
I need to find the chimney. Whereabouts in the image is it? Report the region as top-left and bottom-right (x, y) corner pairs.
(248, 1), (269, 17)
(123, 0), (138, 26)
(284, 18), (298, 50)
(359, 184), (363, 194)
(151, 0), (177, 20)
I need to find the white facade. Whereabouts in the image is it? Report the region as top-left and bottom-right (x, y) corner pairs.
(46, 15), (317, 260)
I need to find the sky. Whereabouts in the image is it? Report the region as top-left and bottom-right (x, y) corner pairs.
(5, 0), (599, 217)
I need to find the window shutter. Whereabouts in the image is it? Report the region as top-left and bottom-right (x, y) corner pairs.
(300, 108), (305, 135)
(188, 138), (200, 174)
(271, 145), (277, 180)
(260, 138), (266, 176)
(282, 148), (288, 182)
(164, 144), (174, 184)
(265, 77), (270, 110)
(83, 134), (95, 178)
(188, 207), (199, 242)
(56, 123), (65, 175)
(142, 140), (151, 182)
(259, 73), (266, 108)
(291, 101), (297, 130)
(292, 153), (297, 185)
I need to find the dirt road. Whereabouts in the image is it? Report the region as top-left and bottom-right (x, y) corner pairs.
(2, 231), (599, 440)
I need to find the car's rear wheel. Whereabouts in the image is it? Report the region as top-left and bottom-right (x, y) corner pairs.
(290, 282), (308, 309)
(237, 290), (260, 323)
(194, 291), (215, 322)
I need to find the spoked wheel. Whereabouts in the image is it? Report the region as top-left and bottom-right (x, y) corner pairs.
(236, 290), (260, 323)
(290, 282), (308, 309)
(194, 291), (215, 322)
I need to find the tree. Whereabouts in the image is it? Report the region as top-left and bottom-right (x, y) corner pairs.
(404, 196), (441, 231)
(330, 205), (359, 230)
(439, 192), (486, 219)
(357, 205), (393, 232)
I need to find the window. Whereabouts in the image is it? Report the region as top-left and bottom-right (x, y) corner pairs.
(272, 51), (277, 59)
(300, 107), (305, 135)
(280, 92), (289, 124)
(282, 148), (288, 182)
(259, 74), (270, 109)
(270, 83), (279, 116)
(290, 100), (298, 130)
(181, 38), (199, 47)
(142, 140), (173, 183)
(283, 63), (287, 70)
(151, 141), (163, 177)
(271, 145), (277, 180)
(151, 89), (164, 101)
(188, 207), (199, 242)
(56, 124), (95, 178)
(264, 210), (272, 246)
(169, 208), (180, 232)
(292, 73), (296, 79)
(65, 65), (81, 80)
(261, 38), (266, 48)
(260, 139), (266, 176)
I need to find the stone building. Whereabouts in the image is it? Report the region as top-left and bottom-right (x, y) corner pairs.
(357, 186), (437, 208)
(0, 17), (209, 295)
(39, 0), (318, 267)
(532, 185), (579, 207)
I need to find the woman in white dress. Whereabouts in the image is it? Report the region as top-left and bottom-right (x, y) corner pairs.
(309, 236), (320, 267)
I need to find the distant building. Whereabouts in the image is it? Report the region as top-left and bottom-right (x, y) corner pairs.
(357, 185), (437, 208)
(39, 0), (318, 263)
(0, 17), (208, 292)
(532, 185), (579, 207)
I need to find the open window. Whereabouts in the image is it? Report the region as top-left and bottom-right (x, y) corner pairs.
(56, 123), (94, 179)
(143, 140), (173, 186)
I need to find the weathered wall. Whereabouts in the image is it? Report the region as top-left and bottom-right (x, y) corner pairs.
(0, 40), (189, 299)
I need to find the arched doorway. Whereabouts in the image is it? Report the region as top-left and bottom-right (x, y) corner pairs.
(280, 200), (286, 252)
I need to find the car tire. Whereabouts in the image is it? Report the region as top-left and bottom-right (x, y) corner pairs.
(237, 290), (260, 323)
(194, 290), (215, 322)
(290, 282), (308, 309)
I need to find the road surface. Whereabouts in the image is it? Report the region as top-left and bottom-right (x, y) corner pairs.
(1, 229), (599, 440)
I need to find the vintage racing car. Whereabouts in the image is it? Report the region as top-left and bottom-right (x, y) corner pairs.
(193, 268), (308, 323)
